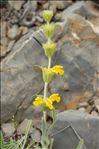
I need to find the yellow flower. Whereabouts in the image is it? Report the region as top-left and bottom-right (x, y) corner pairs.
(42, 10), (53, 22)
(43, 42), (56, 57)
(42, 65), (64, 77)
(45, 98), (54, 110)
(33, 96), (44, 106)
(42, 23), (55, 39)
(49, 94), (61, 103)
(51, 65), (64, 75)
(33, 94), (61, 110)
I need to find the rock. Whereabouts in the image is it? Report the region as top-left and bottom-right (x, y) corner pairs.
(94, 99), (99, 112)
(19, 26), (28, 35)
(43, 3), (49, 10)
(55, 12), (63, 21)
(91, 111), (98, 116)
(16, 105), (42, 122)
(78, 102), (88, 108)
(8, 1), (25, 11)
(49, 12), (99, 104)
(53, 111), (99, 149)
(30, 128), (41, 143)
(1, 31), (46, 123)
(0, 45), (7, 57)
(78, 107), (86, 112)
(30, 1), (37, 11)
(51, 1), (72, 10)
(7, 40), (15, 53)
(1, 123), (15, 137)
(62, 1), (98, 20)
(1, 37), (8, 47)
(7, 25), (22, 40)
(17, 119), (31, 135)
(49, 5), (57, 14)
(86, 105), (93, 113)
(1, 21), (7, 37)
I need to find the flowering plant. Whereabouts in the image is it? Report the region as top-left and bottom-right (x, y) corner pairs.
(33, 10), (64, 149)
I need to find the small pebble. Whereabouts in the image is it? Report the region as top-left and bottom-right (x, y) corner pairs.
(1, 123), (15, 137)
(91, 111), (98, 116)
(78, 107), (86, 112)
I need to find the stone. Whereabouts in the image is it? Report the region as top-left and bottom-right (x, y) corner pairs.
(53, 111), (99, 149)
(55, 12), (63, 21)
(91, 111), (98, 116)
(1, 123), (15, 137)
(49, 12), (99, 104)
(78, 102), (88, 108)
(7, 25), (22, 40)
(51, 1), (72, 10)
(43, 3), (49, 10)
(1, 21), (7, 37)
(30, 128), (41, 143)
(49, 5), (57, 14)
(19, 26), (28, 35)
(1, 31), (46, 123)
(0, 45), (7, 57)
(17, 119), (31, 135)
(78, 107), (86, 112)
(1, 37), (8, 47)
(94, 99), (99, 112)
(8, 1), (25, 11)
(16, 105), (42, 122)
(7, 40), (15, 53)
(30, 1), (37, 11)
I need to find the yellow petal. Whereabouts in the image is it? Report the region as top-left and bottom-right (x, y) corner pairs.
(45, 98), (54, 110)
(49, 94), (61, 103)
(33, 97), (44, 107)
(52, 65), (64, 75)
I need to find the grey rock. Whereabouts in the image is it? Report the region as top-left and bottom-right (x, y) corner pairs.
(30, 1), (37, 11)
(8, 0), (25, 11)
(50, 1), (72, 10)
(30, 128), (41, 143)
(53, 110), (99, 149)
(1, 21), (7, 38)
(7, 40), (15, 53)
(49, 13), (99, 104)
(1, 31), (46, 123)
(1, 123), (15, 137)
(17, 119), (31, 135)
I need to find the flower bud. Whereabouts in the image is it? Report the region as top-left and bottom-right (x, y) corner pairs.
(42, 23), (55, 39)
(43, 42), (56, 57)
(42, 67), (52, 83)
(42, 10), (53, 22)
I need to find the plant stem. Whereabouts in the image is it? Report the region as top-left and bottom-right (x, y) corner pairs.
(48, 57), (51, 68)
(42, 57), (52, 149)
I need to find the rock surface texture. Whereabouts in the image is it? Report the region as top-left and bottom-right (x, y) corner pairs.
(1, 1), (99, 122)
(53, 111), (99, 149)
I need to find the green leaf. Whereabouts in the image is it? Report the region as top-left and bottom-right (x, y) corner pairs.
(0, 131), (5, 149)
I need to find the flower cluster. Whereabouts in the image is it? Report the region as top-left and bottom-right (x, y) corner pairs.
(42, 65), (64, 83)
(33, 94), (61, 110)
